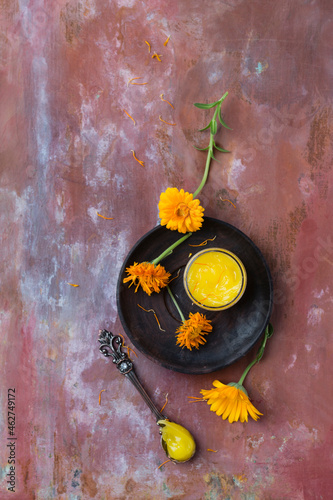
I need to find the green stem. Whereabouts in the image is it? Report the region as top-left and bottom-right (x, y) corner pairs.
(238, 323), (274, 386)
(193, 92), (228, 198)
(193, 132), (214, 198)
(152, 232), (192, 266)
(238, 358), (258, 387)
(167, 286), (186, 322)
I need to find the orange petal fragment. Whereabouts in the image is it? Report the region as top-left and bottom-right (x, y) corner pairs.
(127, 346), (138, 360)
(137, 304), (154, 313)
(97, 212), (114, 220)
(130, 150), (145, 166)
(160, 93), (174, 109)
(127, 76), (141, 86)
(189, 236), (216, 247)
(137, 304), (165, 331)
(123, 109), (136, 125)
(159, 115), (176, 126)
(168, 269), (180, 285)
(67, 283), (79, 287)
(145, 40), (151, 53)
(160, 393), (168, 413)
(207, 449), (218, 453)
(157, 459), (171, 470)
(128, 76), (148, 86)
(220, 198), (236, 209)
(152, 52), (162, 61)
(98, 389), (106, 405)
(163, 35), (170, 46)
(153, 313), (165, 332)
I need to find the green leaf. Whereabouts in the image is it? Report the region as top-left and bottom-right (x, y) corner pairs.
(210, 120), (217, 134)
(219, 91), (229, 103)
(194, 99), (220, 109)
(209, 98), (223, 107)
(198, 123), (211, 132)
(218, 105), (232, 129)
(194, 145), (210, 151)
(211, 152), (220, 162)
(194, 92), (228, 110)
(214, 142), (231, 153)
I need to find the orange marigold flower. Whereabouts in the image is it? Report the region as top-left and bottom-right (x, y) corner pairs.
(123, 262), (171, 296)
(159, 187), (204, 233)
(176, 312), (212, 350)
(200, 381), (263, 423)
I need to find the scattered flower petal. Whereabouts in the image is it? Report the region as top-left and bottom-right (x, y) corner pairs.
(160, 94), (174, 109)
(159, 115), (176, 126)
(97, 212), (114, 220)
(123, 109), (136, 125)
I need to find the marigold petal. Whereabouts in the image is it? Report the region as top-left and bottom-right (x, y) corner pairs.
(222, 399), (235, 420)
(234, 400), (242, 422)
(216, 399), (229, 416)
(210, 400), (221, 412)
(247, 403), (263, 420)
(228, 403), (238, 423)
(225, 386), (238, 400)
(212, 380), (225, 388)
(240, 403), (248, 422)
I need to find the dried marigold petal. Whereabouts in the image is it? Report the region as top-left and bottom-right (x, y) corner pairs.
(160, 93), (174, 109)
(97, 212), (114, 220)
(137, 304), (166, 331)
(159, 115), (176, 126)
(152, 52), (162, 61)
(157, 459), (171, 470)
(220, 198), (236, 208)
(98, 389), (106, 405)
(189, 236), (216, 247)
(123, 109), (136, 125)
(131, 150), (144, 166)
(128, 76), (148, 86)
(160, 393), (168, 413)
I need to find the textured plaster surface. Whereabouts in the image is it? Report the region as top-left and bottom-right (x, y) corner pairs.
(0, 0), (332, 499)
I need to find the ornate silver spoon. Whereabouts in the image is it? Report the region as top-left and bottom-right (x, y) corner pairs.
(98, 329), (196, 464)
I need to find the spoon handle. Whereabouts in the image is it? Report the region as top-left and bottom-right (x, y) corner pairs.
(98, 329), (166, 421)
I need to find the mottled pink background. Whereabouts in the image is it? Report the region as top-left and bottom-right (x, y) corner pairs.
(1, 0), (332, 498)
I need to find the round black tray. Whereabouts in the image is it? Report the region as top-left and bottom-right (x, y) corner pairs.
(116, 217), (273, 374)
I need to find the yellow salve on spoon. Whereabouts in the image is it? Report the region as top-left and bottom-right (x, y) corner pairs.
(158, 420), (196, 463)
(184, 248), (247, 311)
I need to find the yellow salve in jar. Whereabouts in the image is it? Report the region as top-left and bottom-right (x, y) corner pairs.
(184, 248), (247, 311)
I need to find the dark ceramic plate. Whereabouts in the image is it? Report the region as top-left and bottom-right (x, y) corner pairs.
(117, 217), (273, 374)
